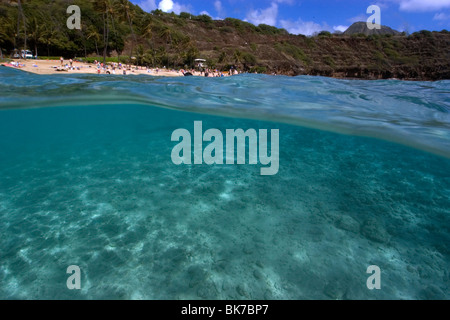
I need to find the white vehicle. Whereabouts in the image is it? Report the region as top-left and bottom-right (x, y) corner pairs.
(21, 50), (34, 59)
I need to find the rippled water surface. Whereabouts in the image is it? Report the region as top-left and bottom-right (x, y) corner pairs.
(0, 67), (449, 299)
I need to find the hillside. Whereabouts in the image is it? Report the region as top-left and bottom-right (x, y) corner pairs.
(1, 0), (449, 80)
(343, 22), (401, 36)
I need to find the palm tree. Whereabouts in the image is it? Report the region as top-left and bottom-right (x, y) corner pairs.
(135, 44), (144, 65)
(143, 22), (153, 44)
(16, 0), (27, 51)
(0, 29), (7, 59)
(93, 0), (112, 63)
(218, 51), (227, 63)
(143, 50), (155, 67)
(79, 22), (89, 58)
(234, 49), (243, 65)
(172, 52), (182, 69)
(27, 16), (42, 58)
(104, 1), (121, 63)
(159, 26), (173, 48)
(117, 0), (137, 63)
(183, 45), (199, 68)
(40, 24), (58, 57)
(87, 25), (101, 56)
(0, 17), (14, 59)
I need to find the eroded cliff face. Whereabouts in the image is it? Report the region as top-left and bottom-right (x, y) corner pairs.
(157, 18), (449, 80)
(185, 23), (449, 80)
(266, 33), (450, 80)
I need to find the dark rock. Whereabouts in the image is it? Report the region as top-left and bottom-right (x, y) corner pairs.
(335, 215), (360, 233)
(361, 219), (390, 244)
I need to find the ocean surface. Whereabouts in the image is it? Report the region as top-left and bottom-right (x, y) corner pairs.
(0, 66), (449, 299)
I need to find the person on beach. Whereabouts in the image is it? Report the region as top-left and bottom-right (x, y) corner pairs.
(69, 59), (73, 68)
(60, 57), (64, 66)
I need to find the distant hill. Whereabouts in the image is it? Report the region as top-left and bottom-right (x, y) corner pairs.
(344, 22), (401, 36)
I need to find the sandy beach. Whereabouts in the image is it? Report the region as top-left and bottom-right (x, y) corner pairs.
(1, 59), (229, 77)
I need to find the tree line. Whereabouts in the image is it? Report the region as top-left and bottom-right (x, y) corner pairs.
(0, 0), (293, 69)
(0, 0), (198, 66)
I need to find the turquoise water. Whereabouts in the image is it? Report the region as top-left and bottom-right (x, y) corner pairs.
(0, 67), (449, 299)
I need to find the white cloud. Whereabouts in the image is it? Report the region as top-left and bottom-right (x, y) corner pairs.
(139, 0), (157, 12)
(397, 22), (415, 33)
(274, 0), (295, 4)
(373, 1), (390, 9)
(214, 0), (224, 17)
(199, 10), (222, 20)
(348, 14), (368, 23)
(246, 3), (279, 26)
(158, 0), (173, 12)
(244, 0), (297, 26)
(386, 0), (450, 12)
(433, 12), (450, 20)
(157, 0), (189, 14)
(333, 25), (349, 32)
(280, 19), (330, 36)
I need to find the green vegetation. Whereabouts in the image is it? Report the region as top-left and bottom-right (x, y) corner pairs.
(194, 14), (212, 24)
(275, 41), (311, 65)
(224, 18), (257, 34)
(179, 12), (191, 20)
(0, 0), (130, 61)
(384, 47), (400, 59)
(373, 51), (389, 68)
(241, 51), (257, 65)
(218, 51), (227, 63)
(304, 36), (316, 49)
(351, 33), (367, 38)
(36, 56), (66, 60)
(318, 31), (332, 38)
(249, 66), (267, 73)
(323, 55), (336, 68)
(256, 24), (288, 35)
(77, 56), (129, 63)
(418, 30), (433, 37)
(219, 26), (234, 33)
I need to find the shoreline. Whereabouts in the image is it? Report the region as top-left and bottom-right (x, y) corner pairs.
(1, 59), (233, 77)
(1, 59), (444, 82)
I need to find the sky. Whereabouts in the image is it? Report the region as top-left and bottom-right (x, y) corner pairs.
(131, 0), (450, 35)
